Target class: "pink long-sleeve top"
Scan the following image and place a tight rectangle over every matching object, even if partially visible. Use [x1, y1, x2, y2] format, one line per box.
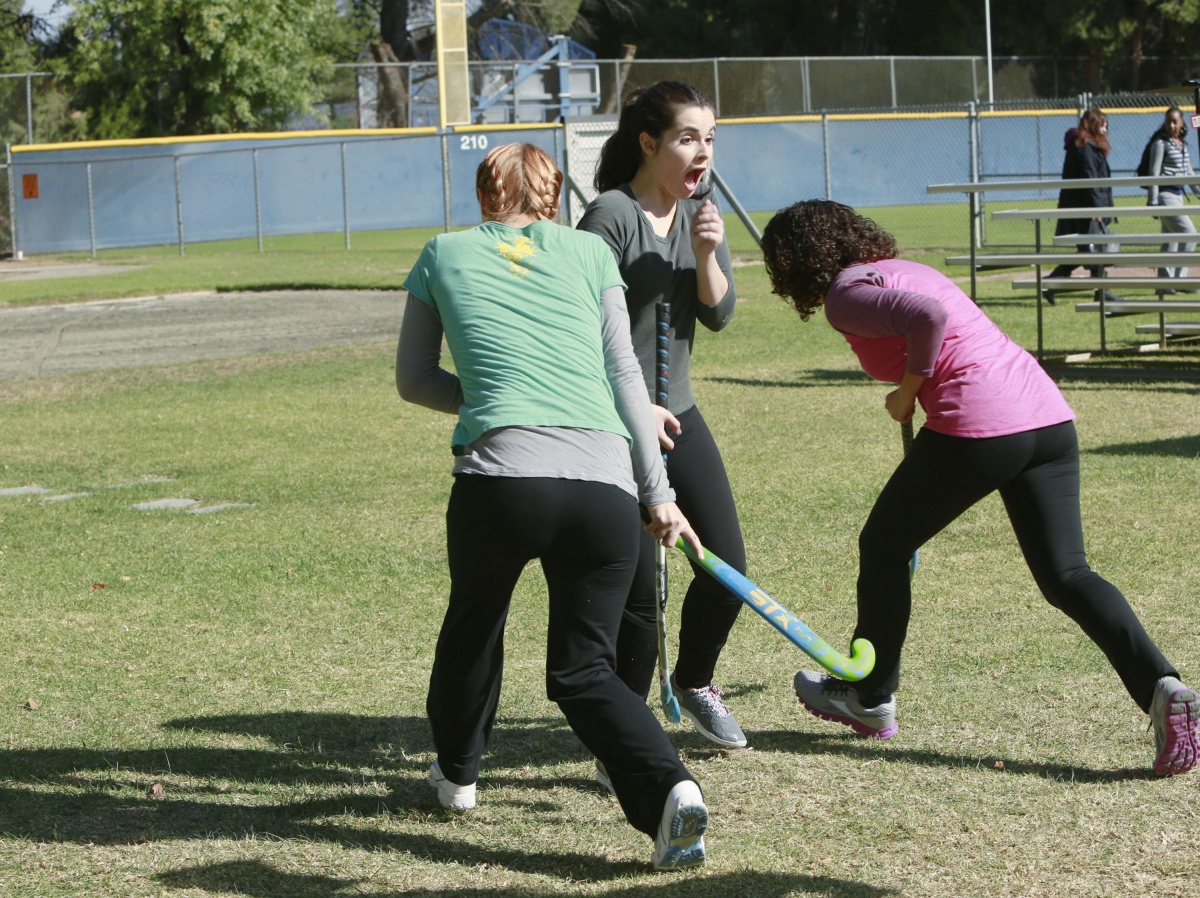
[824, 259, 1074, 438]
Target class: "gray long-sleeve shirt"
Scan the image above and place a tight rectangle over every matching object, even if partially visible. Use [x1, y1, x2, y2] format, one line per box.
[396, 286, 674, 506]
[576, 185, 737, 415]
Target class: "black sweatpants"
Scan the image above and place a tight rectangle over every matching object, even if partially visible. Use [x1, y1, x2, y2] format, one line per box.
[427, 474, 695, 837]
[852, 420, 1176, 711]
[616, 405, 747, 696]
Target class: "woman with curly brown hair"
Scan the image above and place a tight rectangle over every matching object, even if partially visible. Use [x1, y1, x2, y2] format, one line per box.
[760, 199, 1199, 778]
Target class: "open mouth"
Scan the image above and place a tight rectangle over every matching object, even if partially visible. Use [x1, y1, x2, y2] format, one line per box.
[684, 168, 706, 193]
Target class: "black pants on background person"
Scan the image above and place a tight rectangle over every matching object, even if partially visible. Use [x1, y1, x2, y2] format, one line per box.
[616, 405, 747, 695]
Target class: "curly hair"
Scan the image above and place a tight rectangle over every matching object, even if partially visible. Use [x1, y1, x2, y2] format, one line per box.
[761, 200, 898, 321]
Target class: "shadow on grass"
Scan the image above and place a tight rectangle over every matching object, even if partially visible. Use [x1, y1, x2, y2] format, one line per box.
[702, 369, 874, 390]
[0, 713, 618, 867]
[0, 781, 646, 879]
[0, 709, 898, 893]
[155, 858, 899, 897]
[214, 283, 403, 294]
[1043, 361, 1200, 385]
[1086, 433, 1200, 457]
[745, 728, 1150, 783]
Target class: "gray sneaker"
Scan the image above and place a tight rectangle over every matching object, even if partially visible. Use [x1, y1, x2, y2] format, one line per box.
[676, 682, 747, 748]
[793, 670, 898, 739]
[1150, 675, 1200, 777]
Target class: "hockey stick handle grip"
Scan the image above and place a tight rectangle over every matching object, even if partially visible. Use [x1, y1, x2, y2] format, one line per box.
[655, 302, 670, 411]
[674, 538, 875, 681]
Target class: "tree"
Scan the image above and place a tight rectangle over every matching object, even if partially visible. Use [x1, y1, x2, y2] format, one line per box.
[58, 0, 339, 139]
[1, 0, 47, 71]
[380, 0, 409, 55]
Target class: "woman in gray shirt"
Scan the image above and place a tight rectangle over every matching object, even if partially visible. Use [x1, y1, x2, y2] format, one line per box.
[578, 81, 748, 751]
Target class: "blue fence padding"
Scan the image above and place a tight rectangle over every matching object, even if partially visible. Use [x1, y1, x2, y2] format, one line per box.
[975, 111, 1168, 201]
[444, 128, 560, 227]
[713, 121, 827, 213]
[178, 151, 257, 243]
[7, 110, 1189, 255]
[12, 129, 566, 251]
[346, 134, 445, 231]
[16, 156, 91, 252]
[830, 118, 969, 207]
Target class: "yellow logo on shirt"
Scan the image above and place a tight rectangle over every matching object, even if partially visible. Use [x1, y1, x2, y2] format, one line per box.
[496, 235, 536, 278]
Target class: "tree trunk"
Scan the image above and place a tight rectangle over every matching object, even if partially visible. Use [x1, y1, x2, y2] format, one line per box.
[600, 43, 636, 113]
[381, 0, 410, 58]
[370, 41, 410, 128]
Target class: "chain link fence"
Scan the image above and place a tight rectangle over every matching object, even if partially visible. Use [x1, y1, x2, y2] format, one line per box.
[1, 73, 50, 255]
[6, 60, 1200, 258]
[12, 56, 1200, 138]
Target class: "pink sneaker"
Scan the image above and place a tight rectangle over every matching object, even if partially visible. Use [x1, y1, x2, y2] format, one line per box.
[794, 670, 898, 739]
[1150, 676, 1200, 777]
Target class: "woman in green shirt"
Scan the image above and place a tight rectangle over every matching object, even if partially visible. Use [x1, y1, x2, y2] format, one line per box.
[398, 142, 709, 869]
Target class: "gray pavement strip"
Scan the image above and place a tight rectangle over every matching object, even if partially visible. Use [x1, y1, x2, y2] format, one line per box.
[0, 289, 404, 378]
[0, 263, 146, 282]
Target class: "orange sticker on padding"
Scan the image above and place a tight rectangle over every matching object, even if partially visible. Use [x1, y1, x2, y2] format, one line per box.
[22, 174, 38, 199]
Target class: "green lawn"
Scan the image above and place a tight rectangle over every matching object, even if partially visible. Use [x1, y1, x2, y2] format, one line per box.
[1, 213, 1198, 897]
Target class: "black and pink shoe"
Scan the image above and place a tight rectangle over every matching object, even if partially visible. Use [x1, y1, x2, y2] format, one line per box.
[1150, 676, 1200, 777]
[793, 670, 898, 740]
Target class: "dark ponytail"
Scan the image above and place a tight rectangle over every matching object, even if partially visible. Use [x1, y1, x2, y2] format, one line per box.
[594, 80, 713, 193]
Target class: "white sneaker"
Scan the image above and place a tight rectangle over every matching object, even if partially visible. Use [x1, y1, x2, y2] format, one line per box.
[651, 780, 707, 870]
[595, 759, 615, 797]
[427, 760, 476, 811]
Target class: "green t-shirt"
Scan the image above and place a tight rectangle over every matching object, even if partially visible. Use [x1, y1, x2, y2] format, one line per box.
[404, 220, 628, 449]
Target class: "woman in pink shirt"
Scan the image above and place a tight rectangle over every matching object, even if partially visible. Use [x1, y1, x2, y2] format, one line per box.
[760, 199, 1198, 777]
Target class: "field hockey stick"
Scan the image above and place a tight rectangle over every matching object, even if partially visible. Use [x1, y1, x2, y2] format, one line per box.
[654, 302, 682, 724]
[901, 419, 918, 580]
[673, 538, 875, 681]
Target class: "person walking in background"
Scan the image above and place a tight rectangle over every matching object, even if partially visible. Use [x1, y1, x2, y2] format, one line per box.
[1044, 107, 1124, 305]
[577, 81, 748, 751]
[397, 142, 710, 869]
[761, 199, 1200, 778]
[1144, 106, 1200, 294]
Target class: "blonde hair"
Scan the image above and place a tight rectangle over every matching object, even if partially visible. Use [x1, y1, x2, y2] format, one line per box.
[476, 143, 563, 222]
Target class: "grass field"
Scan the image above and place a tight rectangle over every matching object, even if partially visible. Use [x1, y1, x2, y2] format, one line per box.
[2, 209, 1199, 897]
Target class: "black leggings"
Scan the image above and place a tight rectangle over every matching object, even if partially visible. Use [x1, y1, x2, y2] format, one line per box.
[616, 405, 747, 696]
[853, 420, 1176, 711]
[428, 475, 693, 836]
